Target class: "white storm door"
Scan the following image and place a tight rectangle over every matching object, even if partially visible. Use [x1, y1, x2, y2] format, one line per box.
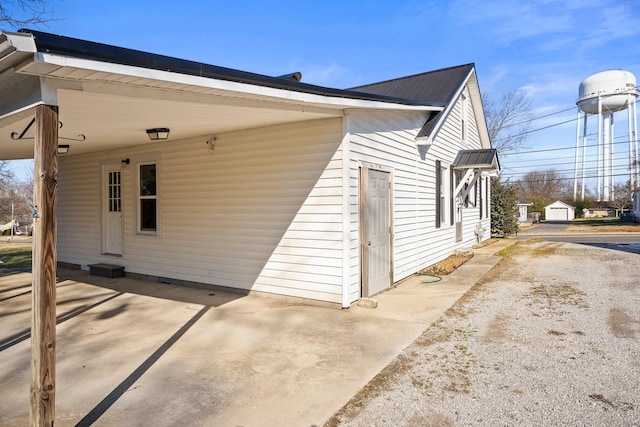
[363, 168, 391, 297]
[104, 165, 123, 255]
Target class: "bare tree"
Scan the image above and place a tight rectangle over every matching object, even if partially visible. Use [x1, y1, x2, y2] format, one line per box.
[0, 0, 56, 29]
[0, 161, 13, 183]
[515, 169, 567, 213]
[483, 89, 533, 154]
[610, 181, 633, 213]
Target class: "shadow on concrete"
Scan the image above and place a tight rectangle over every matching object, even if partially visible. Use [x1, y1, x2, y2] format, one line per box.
[75, 306, 210, 427]
[0, 292, 123, 352]
[575, 242, 640, 255]
[57, 267, 246, 308]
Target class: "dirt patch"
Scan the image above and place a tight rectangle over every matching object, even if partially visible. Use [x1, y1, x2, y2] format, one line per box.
[525, 284, 589, 312]
[483, 313, 510, 342]
[472, 238, 500, 249]
[609, 308, 637, 338]
[420, 252, 473, 276]
[589, 394, 635, 411]
[498, 240, 561, 258]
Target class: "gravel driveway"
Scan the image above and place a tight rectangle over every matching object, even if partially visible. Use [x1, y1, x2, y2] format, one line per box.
[327, 240, 640, 426]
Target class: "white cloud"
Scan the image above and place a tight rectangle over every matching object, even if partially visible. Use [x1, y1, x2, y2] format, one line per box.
[452, 0, 574, 43]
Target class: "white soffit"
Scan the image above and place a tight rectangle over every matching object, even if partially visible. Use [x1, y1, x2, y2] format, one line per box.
[18, 53, 439, 112]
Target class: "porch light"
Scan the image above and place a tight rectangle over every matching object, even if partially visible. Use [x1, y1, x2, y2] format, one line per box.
[58, 144, 70, 154]
[146, 128, 170, 141]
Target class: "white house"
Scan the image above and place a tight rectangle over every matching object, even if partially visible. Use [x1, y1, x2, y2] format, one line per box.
[544, 200, 575, 221]
[0, 30, 497, 307]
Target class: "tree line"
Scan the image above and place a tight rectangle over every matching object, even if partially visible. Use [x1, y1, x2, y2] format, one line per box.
[0, 161, 33, 234]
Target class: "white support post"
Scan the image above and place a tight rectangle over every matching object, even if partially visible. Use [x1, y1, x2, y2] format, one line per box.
[453, 168, 475, 198]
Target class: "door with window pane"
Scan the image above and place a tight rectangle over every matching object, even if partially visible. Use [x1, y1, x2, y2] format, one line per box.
[104, 164, 123, 255]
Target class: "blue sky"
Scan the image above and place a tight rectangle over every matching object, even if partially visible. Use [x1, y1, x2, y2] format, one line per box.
[4, 0, 640, 188]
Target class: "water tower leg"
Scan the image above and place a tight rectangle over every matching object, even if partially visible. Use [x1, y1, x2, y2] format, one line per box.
[574, 109, 581, 201]
[597, 98, 602, 201]
[610, 113, 615, 201]
[631, 102, 640, 187]
[627, 98, 636, 190]
[581, 114, 587, 201]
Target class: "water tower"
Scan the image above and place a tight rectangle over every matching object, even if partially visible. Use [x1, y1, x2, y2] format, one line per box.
[574, 70, 639, 201]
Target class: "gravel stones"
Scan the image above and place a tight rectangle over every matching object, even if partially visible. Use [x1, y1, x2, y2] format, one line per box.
[328, 240, 640, 426]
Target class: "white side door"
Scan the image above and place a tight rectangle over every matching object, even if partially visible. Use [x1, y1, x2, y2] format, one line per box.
[362, 168, 391, 297]
[103, 164, 123, 255]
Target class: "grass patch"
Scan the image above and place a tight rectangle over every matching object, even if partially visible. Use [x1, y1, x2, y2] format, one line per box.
[0, 243, 32, 269]
[497, 240, 559, 258]
[567, 218, 640, 233]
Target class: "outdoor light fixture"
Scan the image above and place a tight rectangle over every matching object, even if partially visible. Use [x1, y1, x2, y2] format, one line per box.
[58, 145, 70, 154]
[146, 128, 170, 141]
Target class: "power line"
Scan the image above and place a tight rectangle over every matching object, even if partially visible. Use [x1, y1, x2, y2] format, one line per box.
[501, 171, 636, 184]
[501, 163, 635, 178]
[501, 137, 639, 156]
[493, 91, 640, 144]
[493, 117, 577, 143]
[500, 106, 577, 130]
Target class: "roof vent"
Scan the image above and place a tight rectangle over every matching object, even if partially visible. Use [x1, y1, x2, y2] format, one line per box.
[277, 72, 302, 82]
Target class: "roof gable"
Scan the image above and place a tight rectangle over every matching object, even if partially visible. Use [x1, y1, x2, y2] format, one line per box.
[351, 64, 490, 148]
[349, 64, 474, 104]
[545, 200, 575, 209]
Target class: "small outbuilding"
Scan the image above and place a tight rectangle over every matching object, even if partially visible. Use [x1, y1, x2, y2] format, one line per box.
[544, 200, 575, 221]
[517, 199, 533, 222]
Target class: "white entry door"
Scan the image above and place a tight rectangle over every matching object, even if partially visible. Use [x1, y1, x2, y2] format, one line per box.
[103, 164, 123, 255]
[362, 168, 391, 297]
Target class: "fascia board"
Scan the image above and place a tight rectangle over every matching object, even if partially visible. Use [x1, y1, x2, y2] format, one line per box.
[26, 52, 441, 112]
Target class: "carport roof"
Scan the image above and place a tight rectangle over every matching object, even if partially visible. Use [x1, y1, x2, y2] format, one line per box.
[0, 29, 448, 159]
[20, 29, 447, 108]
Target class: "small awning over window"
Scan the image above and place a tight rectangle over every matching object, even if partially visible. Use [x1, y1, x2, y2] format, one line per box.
[451, 149, 500, 199]
[452, 149, 500, 172]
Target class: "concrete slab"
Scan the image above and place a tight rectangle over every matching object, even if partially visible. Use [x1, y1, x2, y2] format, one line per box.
[0, 241, 509, 427]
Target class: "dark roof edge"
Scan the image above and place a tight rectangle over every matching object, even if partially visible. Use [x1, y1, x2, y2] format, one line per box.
[349, 63, 475, 91]
[20, 29, 446, 108]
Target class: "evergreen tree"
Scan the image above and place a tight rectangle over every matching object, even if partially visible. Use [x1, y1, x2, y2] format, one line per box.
[491, 177, 519, 237]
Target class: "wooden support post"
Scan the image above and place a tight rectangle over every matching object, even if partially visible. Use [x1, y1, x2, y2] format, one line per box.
[30, 104, 59, 427]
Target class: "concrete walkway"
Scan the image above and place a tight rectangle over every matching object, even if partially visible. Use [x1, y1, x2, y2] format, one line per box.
[0, 239, 513, 427]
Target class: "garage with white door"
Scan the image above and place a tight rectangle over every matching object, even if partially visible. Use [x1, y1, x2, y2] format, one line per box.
[545, 200, 575, 221]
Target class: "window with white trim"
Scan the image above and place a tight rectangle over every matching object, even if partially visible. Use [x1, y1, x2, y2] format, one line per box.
[461, 94, 468, 144]
[137, 162, 159, 234]
[440, 164, 448, 225]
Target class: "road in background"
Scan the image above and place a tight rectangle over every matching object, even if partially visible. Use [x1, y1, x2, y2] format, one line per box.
[517, 221, 640, 254]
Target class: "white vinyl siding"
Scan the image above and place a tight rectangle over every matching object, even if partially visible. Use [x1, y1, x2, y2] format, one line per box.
[346, 85, 489, 303]
[58, 118, 345, 303]
[57, 80, 491, 306]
